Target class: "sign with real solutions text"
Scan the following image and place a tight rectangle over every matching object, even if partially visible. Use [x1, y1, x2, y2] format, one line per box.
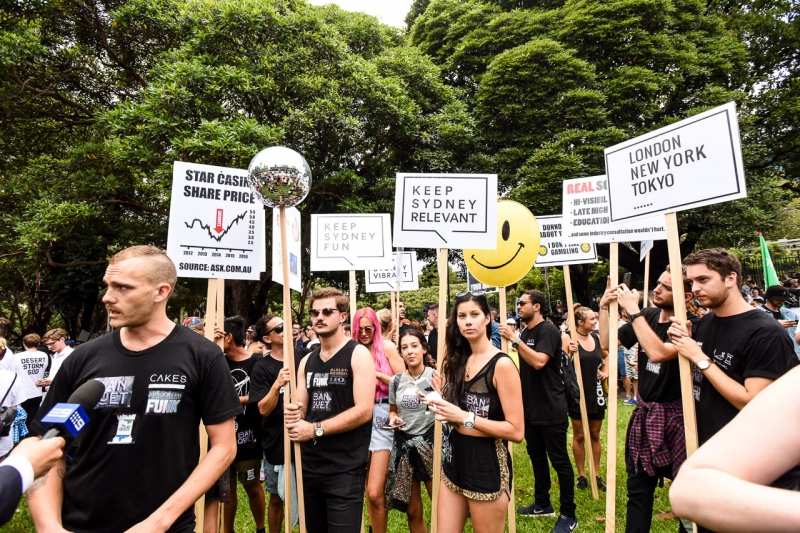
[365, 251, 419, 293]
[535, 215, 598, 267]
[393, 173, 498, 249]
[167, 161, 264, 280]
[605, 101, 746, 222]
[310, 214, 393, 271]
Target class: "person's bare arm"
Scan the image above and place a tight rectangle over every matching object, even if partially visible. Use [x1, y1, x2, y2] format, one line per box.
[258, 367, 290, 417]
[124, 419, 236, 533]
[27, 457, 68, 533]
[598, 276, 623, 351]
[284, 355, 310, 425]
[376, 340, 404, 385]
[616, 283, 679, 363]
[515, 341, 551, 370]
[670, 366, 800, 532]
[669, 319, 773, 411]
[287, 346, 376, 442]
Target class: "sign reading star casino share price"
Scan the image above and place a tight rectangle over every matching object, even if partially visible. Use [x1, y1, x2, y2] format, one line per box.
[535, 215, 598, 267]
[365, 251, 420, 293]
[562, 176, 667, 244]
[167, 161, 265, 280]
[605, 101, 746, 222]
[393, 173, 498, 249]
[310, 214, 393, 271]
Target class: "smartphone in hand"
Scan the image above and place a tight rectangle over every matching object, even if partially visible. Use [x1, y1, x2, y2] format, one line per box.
[415, 378, 443, 403]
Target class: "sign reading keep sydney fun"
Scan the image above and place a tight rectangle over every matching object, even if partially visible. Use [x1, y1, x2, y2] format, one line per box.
[534, 215, 598, 267]
[167, 161, 264, 280]
[561, 176, 667, 244]
[393, 173, 498, 249]
[310, 214, 393, 271]
[605, 101, 746, 222]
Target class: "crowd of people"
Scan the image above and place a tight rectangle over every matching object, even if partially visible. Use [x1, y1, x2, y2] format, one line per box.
[0, 244, 799, 532]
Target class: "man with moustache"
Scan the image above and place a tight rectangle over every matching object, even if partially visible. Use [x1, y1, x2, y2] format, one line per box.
[599, 269, 696, 533]
[30, 246, 241, 533]
[284, 288, 375, 533]
[668, 248, 797, 446]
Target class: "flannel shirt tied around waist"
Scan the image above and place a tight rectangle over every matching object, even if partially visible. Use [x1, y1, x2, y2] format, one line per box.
[626, 393, 686, 478]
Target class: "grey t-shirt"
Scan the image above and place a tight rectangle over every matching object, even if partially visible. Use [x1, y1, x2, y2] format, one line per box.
[389, 367, 435, 436]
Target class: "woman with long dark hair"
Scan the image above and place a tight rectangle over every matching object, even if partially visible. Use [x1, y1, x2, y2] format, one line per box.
[353, 307, 405, 533]
[425, 292, 524, 533]
[385, 329, 436, 533]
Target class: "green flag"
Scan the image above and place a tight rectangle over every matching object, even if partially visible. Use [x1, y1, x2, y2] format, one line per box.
[759, 233, 780, 288]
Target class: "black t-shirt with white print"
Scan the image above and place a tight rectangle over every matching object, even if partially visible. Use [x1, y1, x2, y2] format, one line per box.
[33, 325, 242, 533]
[519, 320, 567, 424]
[226, 353, 262, 462]
[618, 308, 701, 404]
[692, 309, 797, 444]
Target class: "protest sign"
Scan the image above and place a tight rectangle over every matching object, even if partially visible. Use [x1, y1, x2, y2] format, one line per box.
[535, 215, 598, 267]
[466, 271, 498, 294]
[272, 207, 302, 292]
[167, 161, 265, 280]
[310, 214, 392, 271]
[365, 251, 419, 293]
[605, 101, 746, 222]
[561, 176, 668, 243]
[393, 173, 498, 249]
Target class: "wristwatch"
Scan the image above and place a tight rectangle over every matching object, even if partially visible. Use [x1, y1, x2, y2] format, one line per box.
[696, 358, 714, 371]
[510, 337, 520, 350]
[463, 412, 476, 429]
[314, 421, 324, 438]
[629, 311, 644, 322]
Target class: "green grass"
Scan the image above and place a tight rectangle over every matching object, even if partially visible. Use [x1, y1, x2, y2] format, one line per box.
[1, 401, 678, 532]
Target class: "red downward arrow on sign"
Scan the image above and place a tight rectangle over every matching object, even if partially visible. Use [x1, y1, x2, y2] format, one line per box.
[215, 209, 224, 233]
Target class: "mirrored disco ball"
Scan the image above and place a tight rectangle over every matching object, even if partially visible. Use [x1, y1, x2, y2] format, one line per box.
[247, 146, 312, 208]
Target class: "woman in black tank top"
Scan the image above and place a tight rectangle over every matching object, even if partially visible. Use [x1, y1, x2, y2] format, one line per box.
[422, 292, 524, 533]
[567, 306, 609, 492]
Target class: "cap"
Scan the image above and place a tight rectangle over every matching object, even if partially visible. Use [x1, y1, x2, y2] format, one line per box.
[765, 285, 790, 301]
[506, 318, 517, 325]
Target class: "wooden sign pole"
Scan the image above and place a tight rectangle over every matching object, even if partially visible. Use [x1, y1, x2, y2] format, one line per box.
[431, 247, 448, 533]
[498, 287, 517, 532]
[349, 270, 357, 329]
[563, 266, 599, 499]
[280, 206, 306, 533]
[643, 250, 651, 308]
[605, 244, 619, 532]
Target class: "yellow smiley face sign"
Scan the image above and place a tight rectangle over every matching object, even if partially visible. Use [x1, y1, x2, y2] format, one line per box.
[464, 200, 540, 287]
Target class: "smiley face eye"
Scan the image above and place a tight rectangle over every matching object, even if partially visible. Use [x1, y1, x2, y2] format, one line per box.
[502, 221, 510, 241]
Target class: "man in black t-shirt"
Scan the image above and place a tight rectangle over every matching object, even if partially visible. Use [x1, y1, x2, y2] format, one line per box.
[217, 315, 265, 533]
[285, 288, 375, 533]
[29, 245, 241, 533]
[501, 289, 577, 532]
[599, 269, 695, 533]
[250, 314, 309, 533]
[669, 248, 797, 446]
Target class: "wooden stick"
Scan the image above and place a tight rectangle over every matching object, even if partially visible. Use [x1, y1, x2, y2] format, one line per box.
[349, 270, 357, 329]
[431, 247, 448, 533]
[214, 278, 227, 531]
[280, 206, 306, 533]
[564, 266, 599, 499]
[643, 250, 651, 308]
[498, 287, 516, 532]
[605, 244, 619, 532]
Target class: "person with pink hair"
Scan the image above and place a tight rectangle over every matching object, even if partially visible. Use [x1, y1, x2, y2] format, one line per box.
[353, 307, 405, 533]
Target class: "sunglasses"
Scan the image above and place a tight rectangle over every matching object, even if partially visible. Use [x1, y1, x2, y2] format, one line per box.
[456, 290, 486, 297]
[360, 326, 375, 334]
[309, 308, 338, 318]
[266, 323, 284, 335]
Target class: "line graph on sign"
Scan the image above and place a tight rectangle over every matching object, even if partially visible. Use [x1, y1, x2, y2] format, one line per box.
[184, 209, 251, 242]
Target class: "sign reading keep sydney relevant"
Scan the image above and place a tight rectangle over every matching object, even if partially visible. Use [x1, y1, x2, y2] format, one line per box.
[605, 101, 746, 222]
[561, 176, 667, 244]
[167, 161, 264, 280]
[273, 207, 302, 292]
[365, 251, 419, 293]
[310, 214, 392, 271]
[535, 215, 598, 267]
[393, 173, 498, 249]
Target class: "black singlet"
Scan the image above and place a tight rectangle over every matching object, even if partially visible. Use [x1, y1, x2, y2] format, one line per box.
[458, 353, 509, 422]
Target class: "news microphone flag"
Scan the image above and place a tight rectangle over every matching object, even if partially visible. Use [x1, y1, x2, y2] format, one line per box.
[41, 404, 89, 438]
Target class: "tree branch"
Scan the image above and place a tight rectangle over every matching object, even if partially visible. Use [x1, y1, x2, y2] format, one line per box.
[45, 250, 107, 268]
[0, 251, 24, 261]
[94, 199, 169, 216]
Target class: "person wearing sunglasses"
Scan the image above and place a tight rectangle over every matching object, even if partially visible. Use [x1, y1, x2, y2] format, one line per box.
[352, 307, 405, 533]
[422, 291, 524, 533]
[285, 288, 376, 533]
[249, 314, 310, 533]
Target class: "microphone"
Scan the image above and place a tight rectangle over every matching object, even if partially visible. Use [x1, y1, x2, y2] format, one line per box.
[41, 380, 105, 440]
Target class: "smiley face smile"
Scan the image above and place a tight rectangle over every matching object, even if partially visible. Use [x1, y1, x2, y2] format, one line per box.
[471, 243, 525, 270]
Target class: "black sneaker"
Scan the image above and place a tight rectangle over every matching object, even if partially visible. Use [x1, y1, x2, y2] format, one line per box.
[596, 476, 607, 492]
[517, 502, 556, 517]
[576, 476, 588, 489]
[550, 514, 579, 533]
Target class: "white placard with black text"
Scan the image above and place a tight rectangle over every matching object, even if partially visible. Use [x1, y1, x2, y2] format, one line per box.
[310, 214, 393, 271]
[561, 176, 667, 243]
[272, 207, 302, 292]
[393, 173, 498, 249]
[167, 161, 264, 280]
[365, 251, 419, 293]
[605, 101, 746, 222]
[535, 215, 599, 267]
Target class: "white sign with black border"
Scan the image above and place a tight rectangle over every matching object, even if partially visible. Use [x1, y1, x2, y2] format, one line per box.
[535, 215, 598, 267]
[393, 173, 498, 249]
[604, 101, 746, 222]
[365, 251, 419, 293]
[310, 214, 393, 271]
[272, 207, 302, 292]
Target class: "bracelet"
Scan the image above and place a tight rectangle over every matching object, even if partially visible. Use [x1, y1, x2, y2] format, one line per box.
[601, 307, 609, 311]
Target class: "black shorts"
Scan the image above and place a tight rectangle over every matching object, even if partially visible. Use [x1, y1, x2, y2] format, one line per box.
[569, 404, 606, 422]
[442, 430, 511, 500]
